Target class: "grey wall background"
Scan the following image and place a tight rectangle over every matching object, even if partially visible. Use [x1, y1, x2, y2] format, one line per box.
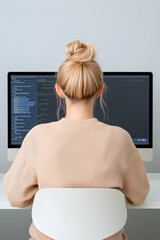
[0, 0, 160, 239]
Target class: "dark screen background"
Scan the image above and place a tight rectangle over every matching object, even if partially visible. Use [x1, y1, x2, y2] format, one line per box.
[94, 75, 150, 145]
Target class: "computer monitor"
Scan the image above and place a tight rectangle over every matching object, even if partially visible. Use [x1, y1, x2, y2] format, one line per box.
[8, 72, 153, 161]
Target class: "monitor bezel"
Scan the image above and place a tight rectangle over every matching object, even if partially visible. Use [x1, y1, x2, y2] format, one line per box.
[8, 71, 153, 149]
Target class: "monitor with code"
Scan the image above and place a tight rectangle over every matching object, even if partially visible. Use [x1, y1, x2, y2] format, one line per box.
[8, 72, 152, 149]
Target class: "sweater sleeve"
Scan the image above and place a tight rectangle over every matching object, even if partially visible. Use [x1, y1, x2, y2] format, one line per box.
[121, 130, 150, 206]
[3, 126, 38, 208]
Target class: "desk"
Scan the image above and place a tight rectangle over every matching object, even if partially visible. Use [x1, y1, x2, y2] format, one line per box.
[0, 173, 160, 209]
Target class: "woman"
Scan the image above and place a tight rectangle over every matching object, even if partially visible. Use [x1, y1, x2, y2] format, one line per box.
[3, 40, 150, 240]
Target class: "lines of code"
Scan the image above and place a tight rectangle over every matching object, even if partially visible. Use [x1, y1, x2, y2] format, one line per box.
[11, 75, 55, 145]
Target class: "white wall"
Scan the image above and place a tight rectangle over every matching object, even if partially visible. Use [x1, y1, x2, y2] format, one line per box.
[0, 0, 160, 173]
[0, 0, 160, 239]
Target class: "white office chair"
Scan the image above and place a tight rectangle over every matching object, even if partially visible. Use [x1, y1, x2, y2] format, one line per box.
[32, 188, 127, 240]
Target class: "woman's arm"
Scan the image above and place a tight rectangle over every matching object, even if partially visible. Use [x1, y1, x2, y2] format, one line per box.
[3, 126, 38, 208]
[121, 130, 150, 206]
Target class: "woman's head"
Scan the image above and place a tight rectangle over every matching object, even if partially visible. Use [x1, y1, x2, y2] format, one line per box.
[55, 40, 107, 119]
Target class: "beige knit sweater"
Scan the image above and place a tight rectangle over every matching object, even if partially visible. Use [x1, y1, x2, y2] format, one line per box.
[3, 117, 150, 240]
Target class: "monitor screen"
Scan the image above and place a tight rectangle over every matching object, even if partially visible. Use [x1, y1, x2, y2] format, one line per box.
[8, 72, 152, 148]
[96, 72, 152, 148]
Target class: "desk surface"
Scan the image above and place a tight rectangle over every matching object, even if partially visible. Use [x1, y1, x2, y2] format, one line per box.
[0, 173, 160, 209]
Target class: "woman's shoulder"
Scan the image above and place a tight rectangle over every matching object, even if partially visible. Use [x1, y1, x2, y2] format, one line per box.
[24, 121, 57, 139]
[99, 121, 130, 135]
[99, 122, 132, 144]
[110, 125, 130, 137]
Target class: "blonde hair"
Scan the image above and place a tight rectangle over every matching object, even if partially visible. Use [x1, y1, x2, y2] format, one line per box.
[55, 40, 108, 120]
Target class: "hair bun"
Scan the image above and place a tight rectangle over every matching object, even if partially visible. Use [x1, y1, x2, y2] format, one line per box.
[66, 40, 97, 63]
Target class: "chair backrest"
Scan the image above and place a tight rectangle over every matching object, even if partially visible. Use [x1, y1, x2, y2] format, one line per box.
[32, 188, 127, 240]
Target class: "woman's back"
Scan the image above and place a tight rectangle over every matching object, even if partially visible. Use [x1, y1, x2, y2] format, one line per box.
[3, 117, 149, 240]
[3, 40, 149, 240]
[36, 118, 124, 190]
